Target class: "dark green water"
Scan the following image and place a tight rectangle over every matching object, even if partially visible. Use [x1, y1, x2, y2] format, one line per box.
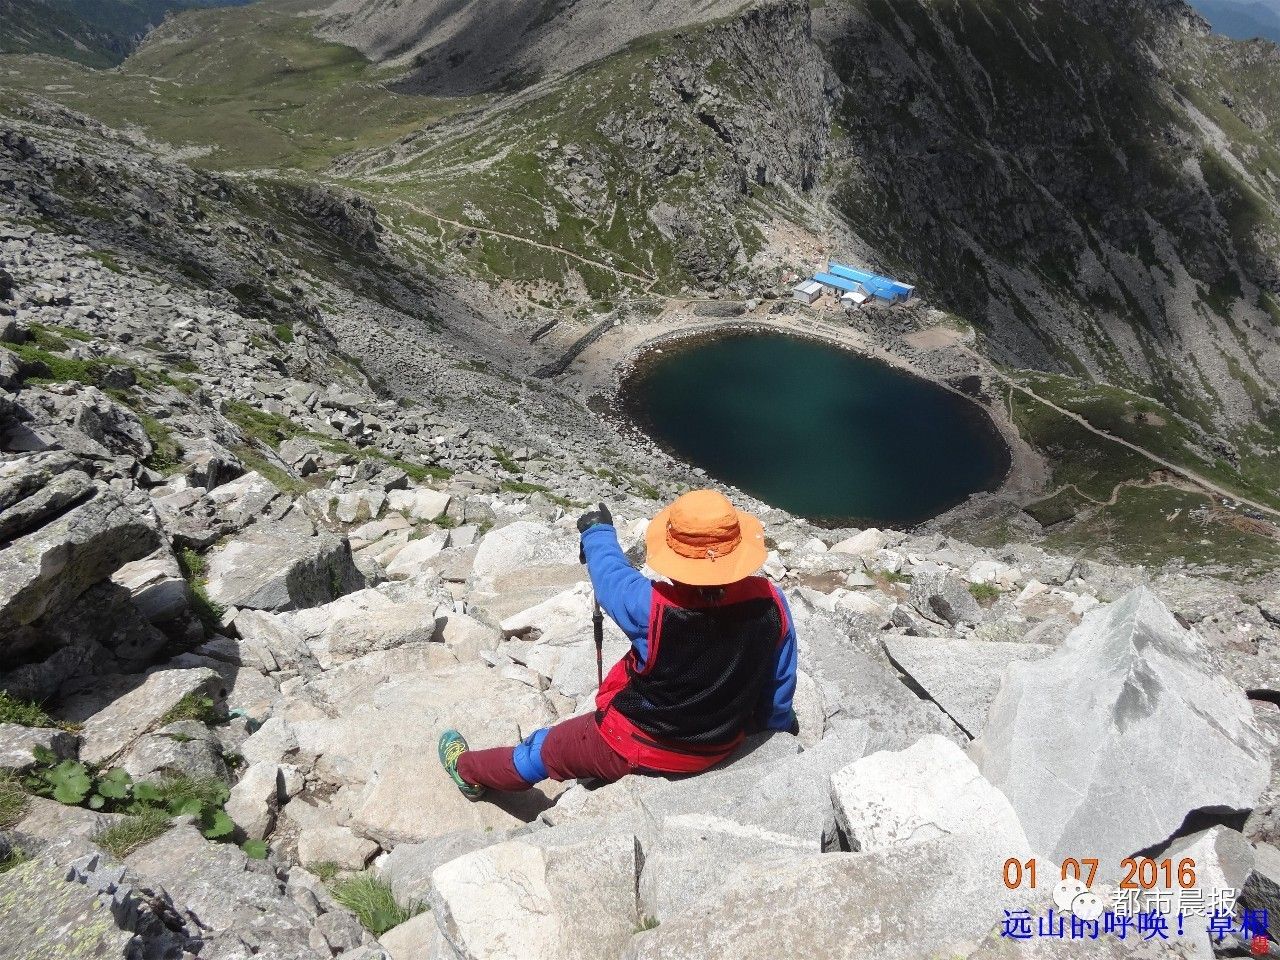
[623, 332, 1010, 526]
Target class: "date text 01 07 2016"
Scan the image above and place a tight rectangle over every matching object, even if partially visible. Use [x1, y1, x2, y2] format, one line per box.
[1002, 856, 1196, 890]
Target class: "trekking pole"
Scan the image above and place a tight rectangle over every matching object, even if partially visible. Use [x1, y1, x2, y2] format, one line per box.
[592, 596, 604, 689]
[581, 542, 605, 689]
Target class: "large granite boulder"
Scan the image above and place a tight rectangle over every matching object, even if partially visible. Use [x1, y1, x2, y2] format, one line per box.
[429, 829, 639, 960]
[472, 521, 579, 579]
[126, 825, 315, 956]
[831, 735, 1023, 852]
[71, 666, 224, 766]
[881, 636, 1054, 738]
[970, 587, 1271, 872]
[203, 524, 364, 612]
[0, 480, 160, 659]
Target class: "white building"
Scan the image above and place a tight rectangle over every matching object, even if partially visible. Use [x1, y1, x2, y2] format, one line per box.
[792, 280, 823, 304]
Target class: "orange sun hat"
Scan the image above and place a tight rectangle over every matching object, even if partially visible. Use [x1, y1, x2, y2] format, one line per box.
[645, 489, 768, 587]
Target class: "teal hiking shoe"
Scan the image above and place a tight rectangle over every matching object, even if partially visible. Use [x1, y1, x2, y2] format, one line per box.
[438, 729, 485, 800]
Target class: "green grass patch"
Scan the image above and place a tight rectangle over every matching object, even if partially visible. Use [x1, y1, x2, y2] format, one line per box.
[160, 693, 220, 727]
[176, 548, 226, 633]
[0, 848, 29, 874]
[330, 872, 425, 936]
[0, 691, 55, 728]
[223, 401, 305, 449]
[1045, 486, 1280, 571]
[93, 808, 172, 859]
[273, 322, 295, 343]
[2, 342, 131, 387]
[968, 582, 1001, 607]
[231, 445, 311, 497]
[137, 411, 184, 473]
[310, 861, 341, 882]
[0, 773, 29, 829]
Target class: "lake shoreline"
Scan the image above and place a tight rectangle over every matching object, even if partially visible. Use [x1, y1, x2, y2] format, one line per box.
[568, 303, 1050, 530]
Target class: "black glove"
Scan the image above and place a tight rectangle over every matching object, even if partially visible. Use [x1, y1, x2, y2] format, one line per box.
[577, 502, 613, 535]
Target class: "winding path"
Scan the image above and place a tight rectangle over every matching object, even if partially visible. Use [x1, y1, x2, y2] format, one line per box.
[967, 349, 1280, 521]
[372, 195, 657, 286]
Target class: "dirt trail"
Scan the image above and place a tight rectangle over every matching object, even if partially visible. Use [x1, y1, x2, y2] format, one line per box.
[372, 195, 657, 285]
[968, 349, 1280, 521]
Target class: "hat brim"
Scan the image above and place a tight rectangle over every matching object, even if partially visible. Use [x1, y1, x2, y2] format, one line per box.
[645, 503, 769, 587]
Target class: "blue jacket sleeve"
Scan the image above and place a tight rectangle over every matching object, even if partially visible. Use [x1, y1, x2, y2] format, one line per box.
[762, 589, 799, 731]
[581, 524, 654, 666]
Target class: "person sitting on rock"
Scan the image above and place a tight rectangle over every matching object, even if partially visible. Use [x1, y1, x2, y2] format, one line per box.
[438, 489, 798, 797]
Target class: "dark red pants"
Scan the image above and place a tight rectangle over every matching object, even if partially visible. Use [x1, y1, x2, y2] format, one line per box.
[457, 713, 636, 791]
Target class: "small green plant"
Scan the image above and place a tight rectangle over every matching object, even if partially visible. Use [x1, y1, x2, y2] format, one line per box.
[160, 693, 220, 726]
[0, 848, 29, 874]
[273, 322, 295, 343]
[242, 839, 269, 860]
[491, 446, 520, 473]
[968, 582, 1002, 607]
[432, 512, 457, 529]
[0, 691, 55, 727]
[330, 872, 425, 935]
[93, 808, 172, 859]
[0, 773, 29, 829]
[24, 754, 93, 805]
[176, 551, 227, 634]
[309, 861, 341, 882]
[177, 548, 207, 579]
[635, 915, 660, 932]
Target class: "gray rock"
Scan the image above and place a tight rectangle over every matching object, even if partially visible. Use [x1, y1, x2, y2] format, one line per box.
[120, 726, 230, 784]
[377, 913, 459, 960]
[377, 829, 506, 906]
[76, 667, 224, 766]
[1241, 841, 1280, 942]
[110, 547, 189, 624]
[204, 524, 364, 612]
[0, 855, 133, 957]
[639, 812, 814, 923]
[831, 735, 1024, 852]
[798, 608, 965, 748]
[126, 825, 314, 948]
[0, 483, 160, 650]
[14, 796, 127, 843]
[881, 636, 1054, 738]
[298, 825, 380, 871]
[429, 829, 638, 960]
[472, 521, 578, 579]
[0, 723, 78, 773]
[623, 831, 1034, 960]
[224, 761, 285, 841]
[970, 587, 1271, 874]
[0, 466, 95, 543]
[910, 569, 983, 626]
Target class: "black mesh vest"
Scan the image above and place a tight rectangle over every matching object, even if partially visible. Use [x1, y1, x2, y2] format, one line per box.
[610, 580, 783, 746]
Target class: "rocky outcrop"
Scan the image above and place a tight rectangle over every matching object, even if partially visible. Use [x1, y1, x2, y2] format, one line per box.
[0, 467, 160, 665]
[203, 525, 365, 613]
[971, 587, 1271, 872]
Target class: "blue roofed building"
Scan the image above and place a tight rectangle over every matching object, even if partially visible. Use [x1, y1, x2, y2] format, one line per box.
[814, 261, 916, 304]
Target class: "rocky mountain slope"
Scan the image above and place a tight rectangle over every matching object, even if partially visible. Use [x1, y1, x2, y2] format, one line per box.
[312, 0, 1280, 502]
[315, 0, 752, 93]
[3, 233, 1280, 954]
[2, 2, 1280, 955]
[0, 0, 252, 66]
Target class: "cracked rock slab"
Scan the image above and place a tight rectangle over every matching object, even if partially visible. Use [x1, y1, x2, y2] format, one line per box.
[970, 587, 1271, 874]
[882, 636, 1053, 738]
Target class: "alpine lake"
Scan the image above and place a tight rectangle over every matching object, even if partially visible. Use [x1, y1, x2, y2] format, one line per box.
[622, 331, 1011, 527]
